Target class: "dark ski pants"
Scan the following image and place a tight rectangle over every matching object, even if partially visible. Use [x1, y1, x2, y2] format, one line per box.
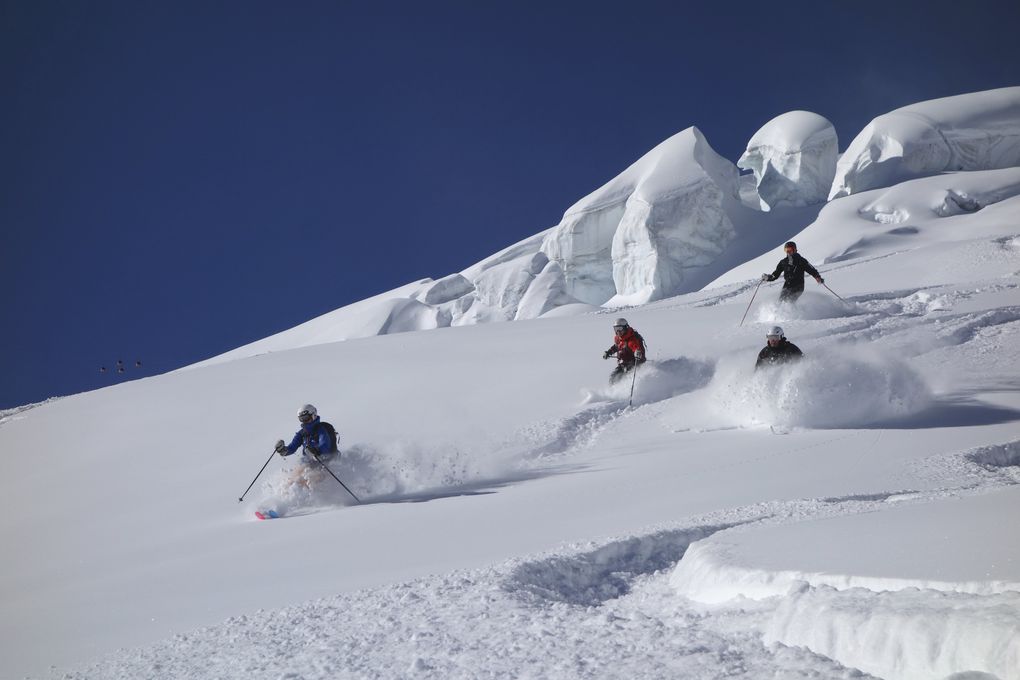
[779, 286, 804, 304]
[609, 362, 636, 385]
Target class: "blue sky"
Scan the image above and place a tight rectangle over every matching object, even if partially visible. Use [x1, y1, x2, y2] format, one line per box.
[2, 0, 1019, 408]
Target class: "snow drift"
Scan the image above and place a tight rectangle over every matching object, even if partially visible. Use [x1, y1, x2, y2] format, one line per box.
[671, 487, 1020, 680]
[739, 111, 838, 211]
[706, 350, 933, 429]
[830, 86, 1020, 199]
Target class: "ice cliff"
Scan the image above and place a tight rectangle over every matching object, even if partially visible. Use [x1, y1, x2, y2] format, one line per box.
[541, 126, 740, 306]
[830, 86, 1020, 199]
[738, 111, 838, 211]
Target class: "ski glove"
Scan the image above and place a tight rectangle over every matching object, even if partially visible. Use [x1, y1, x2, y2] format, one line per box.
[761, 273, 770, 281]
[603, 349, 613, 360]
[306, 444, 320, 456]
[275, 440, 288, 455]
[635, 351, 646, 363]
[815, 276, 824, 284]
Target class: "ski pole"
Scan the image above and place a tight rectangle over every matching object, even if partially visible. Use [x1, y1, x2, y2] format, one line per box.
[238, 449, 277, 503]
[822, 282, 847, 302]
[739, 279, 764, 327]
[310, 450, 361, 503]
[628, 360, 640, 408]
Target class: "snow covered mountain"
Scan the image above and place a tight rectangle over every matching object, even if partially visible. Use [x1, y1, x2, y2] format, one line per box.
[2, 87, 1019, 680]
[203, 87, 1020, 371]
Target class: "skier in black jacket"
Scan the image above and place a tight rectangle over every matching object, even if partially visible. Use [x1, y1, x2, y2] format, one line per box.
[762, 241, 824, 303]
[755, 326, 803, 369]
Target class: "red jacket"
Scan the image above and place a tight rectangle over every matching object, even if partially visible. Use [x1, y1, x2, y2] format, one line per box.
[607, 328, 646, 364]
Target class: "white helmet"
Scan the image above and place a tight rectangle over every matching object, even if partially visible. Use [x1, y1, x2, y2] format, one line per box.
[613, 318, 629, 328]
[297, 404, 317, 423]
[766, 326, 784, 339]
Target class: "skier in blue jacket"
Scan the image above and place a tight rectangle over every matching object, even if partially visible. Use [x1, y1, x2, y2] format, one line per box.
[274, 404, 338, 464]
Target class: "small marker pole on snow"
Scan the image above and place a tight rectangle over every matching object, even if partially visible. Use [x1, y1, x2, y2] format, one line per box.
[238, 449, 277, 503]
[739, 279, 764, 327]
[822, 282, 847, 302]
[310, 450, 361, 504]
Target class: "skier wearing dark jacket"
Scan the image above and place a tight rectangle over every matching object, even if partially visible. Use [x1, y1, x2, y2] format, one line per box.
[275, 404, 338, 463]
[603, 318, 646, 384]
[762, 241, 823, 303]
[755, 326, 803, 369]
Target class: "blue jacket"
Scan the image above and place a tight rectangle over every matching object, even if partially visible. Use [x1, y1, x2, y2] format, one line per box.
[284, 417, 333, 456]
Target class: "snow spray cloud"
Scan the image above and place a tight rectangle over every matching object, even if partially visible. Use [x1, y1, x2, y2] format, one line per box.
[582, 357, 715, 408]
[707, 348, 933, 429]
[257, 437, 530, 510]
[755, 291, 859, 323]
[260, 459, 359, 514]
[334, 437, 530, 501]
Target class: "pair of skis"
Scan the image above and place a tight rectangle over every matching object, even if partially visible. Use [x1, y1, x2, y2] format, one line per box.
[254, 509, 281, 520]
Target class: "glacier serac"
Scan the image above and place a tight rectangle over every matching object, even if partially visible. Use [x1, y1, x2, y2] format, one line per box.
[738, 110, 838, 211]
[542, 126, 741, 306]
[193, 87, 1020, 371]
[830, 86, 1020, 199]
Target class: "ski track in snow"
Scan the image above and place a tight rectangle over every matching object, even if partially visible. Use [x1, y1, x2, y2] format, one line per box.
[61, 439, 1020, 680]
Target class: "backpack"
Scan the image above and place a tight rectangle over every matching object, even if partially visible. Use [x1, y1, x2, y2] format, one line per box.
[317, 421, 340, 454]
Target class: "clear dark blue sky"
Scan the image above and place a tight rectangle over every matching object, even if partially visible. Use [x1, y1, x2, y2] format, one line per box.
[2, 0, 1018, 408]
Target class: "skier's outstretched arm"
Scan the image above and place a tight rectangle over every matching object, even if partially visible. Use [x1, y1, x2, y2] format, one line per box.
[632, 337, 646, 363]
[801, 257, 823, 282]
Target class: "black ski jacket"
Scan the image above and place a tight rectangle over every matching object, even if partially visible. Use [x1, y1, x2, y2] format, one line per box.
[766, 253, 821, 291]
[755, 340, 803, 369]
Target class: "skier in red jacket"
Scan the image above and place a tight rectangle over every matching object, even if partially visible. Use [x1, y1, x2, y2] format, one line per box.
[603, 318, 647, 384]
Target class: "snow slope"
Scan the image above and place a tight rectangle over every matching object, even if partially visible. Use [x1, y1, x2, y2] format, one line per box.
[3, 163, 1020, 679]
[710, 166, 1020, 291]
